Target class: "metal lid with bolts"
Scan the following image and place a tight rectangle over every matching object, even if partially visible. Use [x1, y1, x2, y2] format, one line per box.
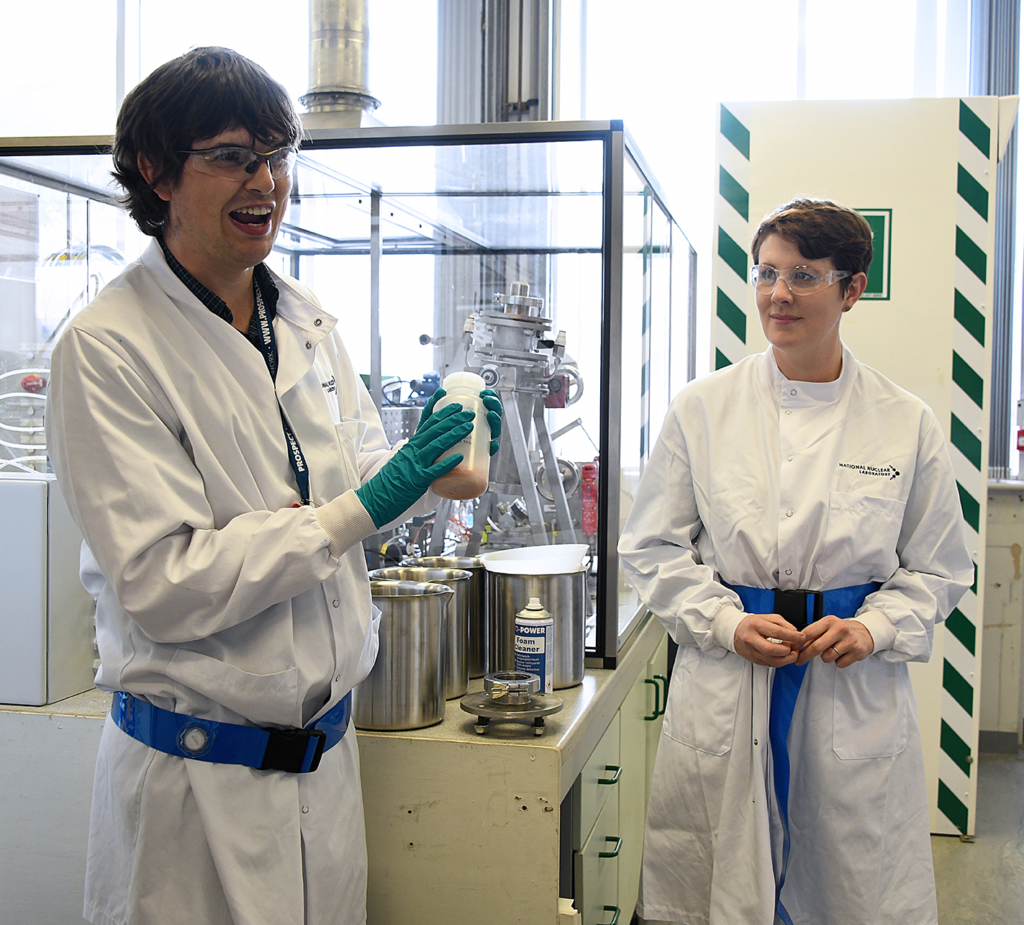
[460, 670, 564, 735]
[494, 281, 545, 317]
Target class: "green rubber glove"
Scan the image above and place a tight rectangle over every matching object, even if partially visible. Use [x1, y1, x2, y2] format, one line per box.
[355, 401, 474, 529]
[480, 389, 503, 456]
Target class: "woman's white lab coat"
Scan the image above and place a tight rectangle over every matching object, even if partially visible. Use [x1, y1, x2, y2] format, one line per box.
[618, 346, 973, 925]
[46, 241, 424, 925]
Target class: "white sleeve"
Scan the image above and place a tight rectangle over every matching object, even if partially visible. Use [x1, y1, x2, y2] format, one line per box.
[617, 402, 745, 656]
[856, 409, 974, 663]
[46, 328, 342, 645]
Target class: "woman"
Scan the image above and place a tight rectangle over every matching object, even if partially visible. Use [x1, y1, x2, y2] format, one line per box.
[618, 198, 973, 925]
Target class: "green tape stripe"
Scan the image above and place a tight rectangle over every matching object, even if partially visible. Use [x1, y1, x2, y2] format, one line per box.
[957, 481, 980, 532]
[946, 607, 976, 656]
[938, 779, 969, 834]
[941, 719, 973, 776]
[959, 99, 991, 157]
[720, 105, 750, 159]
[943, 659, 974, 716]
[957, 164, 989, 220]
[956, 227, 988, 283]
[719, 166, 749, 221]
[715, 348, 732, 370]
[952, 351, 984, 408]
[953, 289, 986, 346]
[717, 288, 747, 343]
[950, 413, 982, 469]
[718, 228, 748, 281]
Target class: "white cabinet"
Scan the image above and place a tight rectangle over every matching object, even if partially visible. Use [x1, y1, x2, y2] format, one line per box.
[615, 633, 668, 923]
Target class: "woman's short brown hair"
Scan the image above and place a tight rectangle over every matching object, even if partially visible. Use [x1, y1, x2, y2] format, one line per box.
[112, 47, 303, 237]
[750, 198, 873, 295]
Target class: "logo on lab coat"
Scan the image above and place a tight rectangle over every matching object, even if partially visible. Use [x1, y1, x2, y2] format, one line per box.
[839, 462, 901, 480]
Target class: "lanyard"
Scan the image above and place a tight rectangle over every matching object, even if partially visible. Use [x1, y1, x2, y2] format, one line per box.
[253, 278, 312, 506]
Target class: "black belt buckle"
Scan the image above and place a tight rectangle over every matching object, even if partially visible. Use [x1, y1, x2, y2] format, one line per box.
[773, 589, 823, 632]
[260, 727, 328, 773]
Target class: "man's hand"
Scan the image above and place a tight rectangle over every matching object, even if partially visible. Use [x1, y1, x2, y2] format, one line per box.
[795, 616, 874, 667]
[734, 613, 806, 667]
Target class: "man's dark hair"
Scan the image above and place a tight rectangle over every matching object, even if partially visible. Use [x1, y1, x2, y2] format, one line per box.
[750, 198, 874, 295]
[112, 47, 303, 236]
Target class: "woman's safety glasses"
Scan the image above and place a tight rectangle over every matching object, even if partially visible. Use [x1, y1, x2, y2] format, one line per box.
[750, 264, 851, 294]
[179, 145, 296, 180]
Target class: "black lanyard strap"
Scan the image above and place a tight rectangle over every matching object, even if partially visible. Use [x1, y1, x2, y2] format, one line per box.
[253, 278, 311, 506]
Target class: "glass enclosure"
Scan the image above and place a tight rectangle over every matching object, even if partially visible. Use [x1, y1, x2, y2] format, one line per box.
[0, 121, 694, 665]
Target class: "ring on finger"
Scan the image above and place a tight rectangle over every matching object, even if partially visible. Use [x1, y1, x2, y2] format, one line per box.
[767, 636, 783, 645]
[831, 644, 841, 655]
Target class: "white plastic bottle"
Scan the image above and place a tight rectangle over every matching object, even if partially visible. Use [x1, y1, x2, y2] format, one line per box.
[514, 597, 554, 694]
[430, 370, 490, 501]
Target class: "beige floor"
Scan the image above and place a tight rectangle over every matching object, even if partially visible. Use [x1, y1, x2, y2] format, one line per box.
[932, 750, 1024, 924]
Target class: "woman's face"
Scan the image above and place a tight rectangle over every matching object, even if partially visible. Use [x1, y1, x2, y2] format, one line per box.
[754, 233, 866, 382]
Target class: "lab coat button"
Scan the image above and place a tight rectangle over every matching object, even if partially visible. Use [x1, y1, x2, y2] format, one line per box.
[305, 341, 313, 350]
[314, 318, 323, 326]
[785, 568, 792, 576]
[787, 455, 794, 462]
[790, 389, 797, 396]
[301, 805, 309, 814]
[785, 410, 792, 416]
[332, 599, 340, 608]
[335, 675, 341, 683]
[786, 510, 794, 517]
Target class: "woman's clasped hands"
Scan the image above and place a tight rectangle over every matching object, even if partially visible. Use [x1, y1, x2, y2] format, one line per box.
[734, 613, 874, 668]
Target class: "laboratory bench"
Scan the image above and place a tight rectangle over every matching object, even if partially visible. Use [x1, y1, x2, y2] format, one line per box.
[0, 613, 666, 925]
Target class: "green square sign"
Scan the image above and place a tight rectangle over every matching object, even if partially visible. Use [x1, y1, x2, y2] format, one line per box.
[857, 208, 892, 300]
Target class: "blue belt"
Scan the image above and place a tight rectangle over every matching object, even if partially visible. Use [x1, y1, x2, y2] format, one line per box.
[724, 582, 879, 925]
[111, 689, 352, 774]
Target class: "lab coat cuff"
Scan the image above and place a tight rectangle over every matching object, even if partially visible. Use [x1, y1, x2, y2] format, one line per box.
[315, 491, 377, 558]
[710, 603, 745, 654]
[852, 608, 895, 654]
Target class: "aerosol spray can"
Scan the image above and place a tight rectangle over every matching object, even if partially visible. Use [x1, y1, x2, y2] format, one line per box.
[514, 597, 554, 694]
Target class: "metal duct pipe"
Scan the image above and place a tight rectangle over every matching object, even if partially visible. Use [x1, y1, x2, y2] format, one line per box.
[301, 0, 380, 115]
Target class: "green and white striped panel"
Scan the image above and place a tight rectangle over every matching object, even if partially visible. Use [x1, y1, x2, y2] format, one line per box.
[936, 98, 992, 837]
[716, 104, 752, 369]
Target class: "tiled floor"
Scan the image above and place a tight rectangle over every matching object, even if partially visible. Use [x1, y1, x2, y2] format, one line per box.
[932, 750, 1024, 924]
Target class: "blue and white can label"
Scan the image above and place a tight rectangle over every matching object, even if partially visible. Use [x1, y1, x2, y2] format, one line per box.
[515, 609, 554, 694]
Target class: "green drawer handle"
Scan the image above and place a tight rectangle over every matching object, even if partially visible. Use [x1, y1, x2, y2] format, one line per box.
[653, 674, 668, 717]
[644, 677, 660, 720]
[597, 765, 622, 785]
[599, 835, 622, 858]
[600, 905, 621, 924]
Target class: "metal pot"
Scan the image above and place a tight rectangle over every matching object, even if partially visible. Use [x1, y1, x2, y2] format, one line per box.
[370, 567, 472, 698]
[402, 556, 488, 678]
[354, 580, 452, 731]
[488, 568, 588, 689]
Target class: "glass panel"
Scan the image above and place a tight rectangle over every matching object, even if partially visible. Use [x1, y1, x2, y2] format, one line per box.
[0, 152, 146, 474]
[289, 137, 605, 563]
[616, 154, 650, 637]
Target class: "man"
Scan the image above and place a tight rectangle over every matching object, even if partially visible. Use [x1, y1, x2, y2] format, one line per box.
[45, 47, 500, 925]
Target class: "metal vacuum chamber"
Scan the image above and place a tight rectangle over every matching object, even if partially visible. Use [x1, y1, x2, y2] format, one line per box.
[0, 120, 695, 666]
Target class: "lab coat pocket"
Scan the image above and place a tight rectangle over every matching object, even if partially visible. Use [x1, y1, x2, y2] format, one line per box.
[166, 648, 300, 728]
[817, 491, 906, 587]
[663, 644, 740, 756]
[832, 658, 909, 759]
[334, 419, 367, 491]
[354, 602, 383, 683]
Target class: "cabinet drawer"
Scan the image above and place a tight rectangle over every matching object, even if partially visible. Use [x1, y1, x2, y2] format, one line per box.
[573, 712, 621, 849]
[575, 787, 620, 925]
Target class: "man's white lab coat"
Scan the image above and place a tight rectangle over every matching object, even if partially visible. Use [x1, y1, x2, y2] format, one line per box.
[618, 345, 973, 925]
[47, 241, 424, 925]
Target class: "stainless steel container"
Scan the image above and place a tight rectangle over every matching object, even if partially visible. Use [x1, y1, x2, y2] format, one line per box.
[488, 568, 587, 689]
[370, 567, 472, 699]
[354, 580, 452, 730]
[402, 556, 488, 678]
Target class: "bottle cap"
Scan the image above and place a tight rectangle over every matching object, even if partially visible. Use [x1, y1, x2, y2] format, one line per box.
[527, 597, 543, 609]
[441, 370, 486, 394]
